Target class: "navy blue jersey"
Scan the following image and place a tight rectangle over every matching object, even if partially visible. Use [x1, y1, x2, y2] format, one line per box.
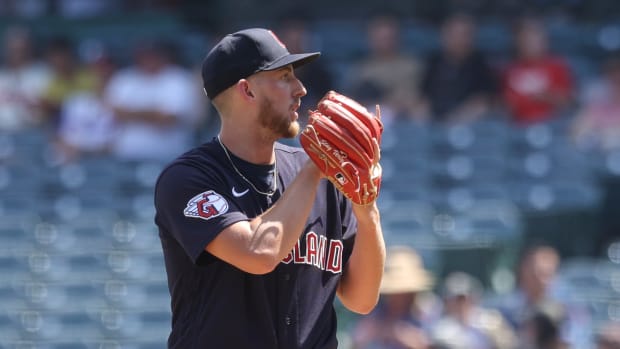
[154, 138, 357, 349]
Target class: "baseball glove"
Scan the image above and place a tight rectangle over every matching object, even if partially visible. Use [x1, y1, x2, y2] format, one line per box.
[300, 91, 383, 205]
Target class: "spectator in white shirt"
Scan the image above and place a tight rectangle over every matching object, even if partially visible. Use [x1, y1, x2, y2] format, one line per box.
[0, 26, 51, 130]
[104, 40, 203, 161]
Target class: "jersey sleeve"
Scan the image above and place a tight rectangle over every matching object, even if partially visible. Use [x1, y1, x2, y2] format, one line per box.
[154, 163, 249, 264]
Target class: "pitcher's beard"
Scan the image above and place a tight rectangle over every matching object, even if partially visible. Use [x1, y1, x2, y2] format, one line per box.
[258, 98, 300, 139]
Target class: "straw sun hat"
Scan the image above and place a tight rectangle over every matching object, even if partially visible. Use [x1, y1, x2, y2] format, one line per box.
[380, 246, 434, 294]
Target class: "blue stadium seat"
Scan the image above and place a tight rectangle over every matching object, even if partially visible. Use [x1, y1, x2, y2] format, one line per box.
[558, 258, 620, 296]
[0, 254, 30, 282]
[0, 162, 41, 198]
[135, 342, 166, 349]
[98, 309, 147, 340]
[110, 221, 160, 251]
[507, 143, 592, 183]
[0, 220, 34, 253]
[432, 120, 510, 154]
[432, 184, 510, 213]
[381, 155, 431, 190]
[509, 123, 556, 153]
[57, 311, 103, 341]
[65, 253, 107, 281]
[105, 251, 166, 281]
[124, 194, 156, 222]
[21, 252, 110, 282]
[380, 121, 433, 195]
[61, 283, 105, 310]
[312, 20, 367, 61]
[100, 279, 168, 311]
[381, 120, 430, 154]
[378, 186, 434, 214]
[0, 285, 25, 311]
[431, 153, 507, 188]
[401, 21, 440, 56]
[20, 281, 69, 310]
[475, 20, 511, 56]
[11, 310, 58, 341]
[430, 200, 521, 248]
[548, 20, 587, 55]
[138, 310, 171, 339]
[94, 340, 166, 349]
[48, 343, 90, 349]
[0, 132, 16, 162]
[32, 223, 68, 253]
[507, 178, 603, 212]
[380, 201, 439, 263]
[0, 195, 38, 217]
[5, 128, 49, 155]
[0, 310, 19, 342]
[102, 280, 144, 310]
[32, 221, 113, 254]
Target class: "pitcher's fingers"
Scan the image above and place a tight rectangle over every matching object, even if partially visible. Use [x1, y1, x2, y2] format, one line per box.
[375, 104, 381, 120]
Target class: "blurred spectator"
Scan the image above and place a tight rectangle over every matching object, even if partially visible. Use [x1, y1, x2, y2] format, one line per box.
[104, 40, 202, 161]
[595, 322, 620, 349]
[502, 17, 574, 124]
[419, 12, 496, 124]
[430, 271, 517, 349]
[40, 36, 98, 126]
[496, 245, 560, 330]
[278, 18, 333, 119]
[571, 56, 620, 150]
[53, 44, 116, 163]
[0, 26, 51, 130]
[347, 15, 423, 125]
[351, 246, 438, 349]
[520, 301, 568, 349]
[495, 245, 590, 348]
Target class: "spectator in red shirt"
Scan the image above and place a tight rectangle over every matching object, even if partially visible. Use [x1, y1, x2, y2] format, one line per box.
[502, 17, 574, 124]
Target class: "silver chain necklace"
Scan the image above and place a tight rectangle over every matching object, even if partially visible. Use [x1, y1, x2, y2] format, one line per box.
[217, 135, 278, 196]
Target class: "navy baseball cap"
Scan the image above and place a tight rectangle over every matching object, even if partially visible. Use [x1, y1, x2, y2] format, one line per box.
[201, 28, 320, 99]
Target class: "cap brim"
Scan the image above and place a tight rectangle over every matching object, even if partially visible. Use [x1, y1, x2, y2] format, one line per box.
[262, 52, 320, 71]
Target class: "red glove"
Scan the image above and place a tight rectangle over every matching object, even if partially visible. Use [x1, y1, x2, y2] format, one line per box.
[300, 91, 383, 205]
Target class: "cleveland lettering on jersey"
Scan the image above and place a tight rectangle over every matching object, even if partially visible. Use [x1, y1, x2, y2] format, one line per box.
[281, 231, 343, 274]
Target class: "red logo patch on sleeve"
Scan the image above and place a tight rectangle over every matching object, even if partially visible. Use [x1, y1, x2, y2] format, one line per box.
[183, 190, 229, 221]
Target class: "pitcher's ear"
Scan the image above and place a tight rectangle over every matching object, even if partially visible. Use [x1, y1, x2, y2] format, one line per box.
[237, 79, 255, 99]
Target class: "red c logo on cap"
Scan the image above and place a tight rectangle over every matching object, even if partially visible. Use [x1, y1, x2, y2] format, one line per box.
[268, 30, 287, 49]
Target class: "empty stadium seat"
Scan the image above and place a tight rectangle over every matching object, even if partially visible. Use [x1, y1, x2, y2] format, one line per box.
[0, 221, 34, 253]
[311, 20, 367, 60]
[0, 255, 30, 283]
[0, 285, 25, 312]
[100, 280, 168, 311]
[0, 311, 19, 342]
[431, 121, 509, 157]
[98, 308, 168, 341]
[110, 221, 160, 251]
